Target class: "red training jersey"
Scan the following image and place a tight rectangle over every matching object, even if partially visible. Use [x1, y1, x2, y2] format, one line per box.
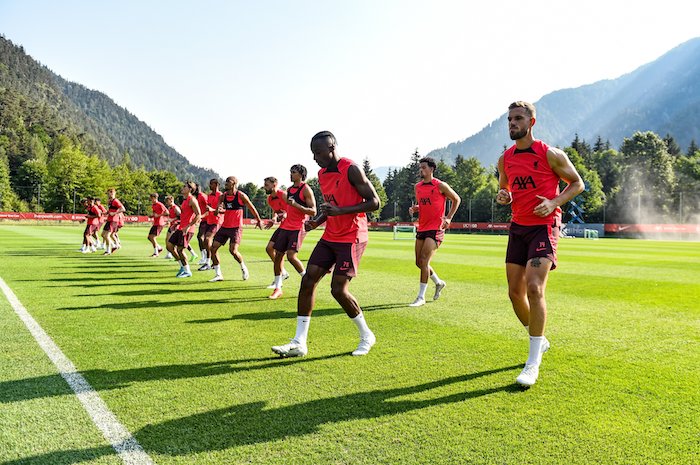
[87, 205, 101, 226]
[267, 189, 287, 214]
[415, 178, 446, 232]
[168, 205, 180, 226]
[96, 203, 107, 223]
[197, 192, 209, 222]
[318, 158, 368, 243]
[179, 194, 198, 233]
[151, 201, 167, 226]
[221, 191, 244, 228]
[503, 139, 561, 226]
[206, 190, 224, 225]
[107, 198, 124, 225]
[281, 183, 309, 231]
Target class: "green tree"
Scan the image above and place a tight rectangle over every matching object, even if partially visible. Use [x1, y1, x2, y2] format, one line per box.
[45, 136, 89, 212]
[663, 133, 682, 157]
[688, 140, 699, 157]
[564, 148, 605, 222]
[149, 170, 182, 200]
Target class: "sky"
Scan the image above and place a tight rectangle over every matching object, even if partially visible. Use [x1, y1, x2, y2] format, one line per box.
[1, 0, 699, 185]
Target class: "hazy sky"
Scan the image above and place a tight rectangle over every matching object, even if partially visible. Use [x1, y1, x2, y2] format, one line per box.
[1, 0, 698, 185]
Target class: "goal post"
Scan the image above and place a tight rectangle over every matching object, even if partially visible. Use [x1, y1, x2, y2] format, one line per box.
[393, 224, 416, 240]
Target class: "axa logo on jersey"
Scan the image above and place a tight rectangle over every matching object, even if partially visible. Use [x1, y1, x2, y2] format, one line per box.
[511, 176, 536, 190]
[323, 194, 337, 205]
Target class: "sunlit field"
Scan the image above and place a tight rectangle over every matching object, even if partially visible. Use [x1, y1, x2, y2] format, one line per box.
[0, 224, 698, 465]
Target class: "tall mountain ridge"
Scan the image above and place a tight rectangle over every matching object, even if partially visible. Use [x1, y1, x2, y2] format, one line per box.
[0, 35, 219, 183]
[426, 37, 700, 167]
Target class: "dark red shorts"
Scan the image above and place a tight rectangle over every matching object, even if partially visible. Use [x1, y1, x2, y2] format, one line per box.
[506, 222, 559, 270]
[149, 225, 164, 237]
[168, 221, 180, 234]
[203, 222, 221, 236]
[269, 227, 282, 243]
[168, 229, 194, 249]
[213, 227, 242, 246]
[84, 224, 99, 236]
[273, 228, 305, 253]
[416, 229, 445, 247]
[308, 239, 367, 278]
[103, 221, 121, 233]
[197, 221, 208, 237]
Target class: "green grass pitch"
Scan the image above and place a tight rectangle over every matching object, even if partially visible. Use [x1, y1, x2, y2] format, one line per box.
[0, 224, 698, 464]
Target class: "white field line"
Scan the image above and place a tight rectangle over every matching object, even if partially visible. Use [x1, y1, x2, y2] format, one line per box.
[0, 276, 155, 465]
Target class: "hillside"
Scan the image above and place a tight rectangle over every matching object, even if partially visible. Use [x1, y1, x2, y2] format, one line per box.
[0, 35, 219, 183]
[427, 37, 700, 166]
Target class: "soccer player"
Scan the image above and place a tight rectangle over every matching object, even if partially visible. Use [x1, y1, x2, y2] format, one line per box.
[94, 198, 107, 249]
[167, 181, 201, 278]
[147, 193, 168, 257]
[101, 188, 125, 255]
[194, 184, 208, 265]
[496, 101, 584, 387]
[81, 198, 101, 253]
[407, 157, 461, 307]
[268, 164, 317, 299]
[263, 176, 290, 287]
[208, 176, 263, 282]
[272, 131, 380, 357]
[198, 179, 224, 271]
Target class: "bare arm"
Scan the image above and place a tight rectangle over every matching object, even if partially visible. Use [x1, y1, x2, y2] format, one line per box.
[496, 154, 512, 205]
[319, 165, 380, 217]
[241, 192, 263, 229]
[438, 181, 461, 229]
[188, 197, 201, 227]
[533, 147, 585, 217]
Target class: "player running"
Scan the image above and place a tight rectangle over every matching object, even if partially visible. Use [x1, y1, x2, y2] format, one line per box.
[407, 157, 461, 307]
[167, 182, 201, 278]
[147, 193, 168, 257]
[272, 131, 380, 357]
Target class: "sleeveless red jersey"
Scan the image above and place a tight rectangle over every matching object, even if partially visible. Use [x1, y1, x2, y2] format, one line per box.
[503, 140, 561, 226]
[168, 205, 180, 220]
[179, 194, 197, 233]
[107, 198, 124, 225]
[415, 178, 446, 232]
[206, 190, 224, 225]
[197, 192, 209, 222]
[151, 201, 167, 226]
[87, 205, 101, 226]
[222, 191, 244, 228]
[281, 183, 309, 231]
[267, 189, 287, 214]
[318, 158, 368, 243]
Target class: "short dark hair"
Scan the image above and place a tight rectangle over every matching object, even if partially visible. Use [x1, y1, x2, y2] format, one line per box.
[310, 131, 337, 149]
[419, 157, 437, 171]
[508, 101, 536, 119]
[264, 176, 278, 185]
[290, 164, 308, 181]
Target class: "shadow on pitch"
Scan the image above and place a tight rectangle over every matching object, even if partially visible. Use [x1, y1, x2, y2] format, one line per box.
[56, 294, 294, 311]
[186, 302, 407, 324]
[1, 364, 521, 464]
[0, 353, 346, 405]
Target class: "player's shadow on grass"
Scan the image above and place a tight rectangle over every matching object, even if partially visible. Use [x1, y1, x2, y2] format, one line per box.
[187, 302, 408, 324]
[0, 364, 522, 464]
[0, 354, 346, 405]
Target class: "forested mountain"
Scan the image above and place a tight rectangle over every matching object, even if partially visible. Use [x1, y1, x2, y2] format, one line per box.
[0, 35, 218, 183]
[427, 37, 700, 166]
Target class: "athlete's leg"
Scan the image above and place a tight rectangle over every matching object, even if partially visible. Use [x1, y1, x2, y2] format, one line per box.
[506, 263, 529, 327]
[524, 257, 552, 336]
[286, 250, 305, 274]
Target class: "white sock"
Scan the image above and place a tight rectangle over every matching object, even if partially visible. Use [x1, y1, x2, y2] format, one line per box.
[202, 250, 208, 260]
[526, 336, 546, 366]
[351, 313, 373, 339]
[524, 325, 529, 334]
[106, 245, 112, 253]
[300, 270, 306, 277]
[430, 271, 441, 284]
[274, 275, 283, 288]
[294, 316, 311, 345]
[154, 247, 158, 254]
[418, 283, 428, 299]
[184, 264, 191, 273]
[240, 262, 247, 270]
[213, 265, 221, 276]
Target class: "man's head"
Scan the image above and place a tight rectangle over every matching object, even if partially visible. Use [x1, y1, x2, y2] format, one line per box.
[507, 101, 536, 141]
[418, 157, 437, 180]
[106, 188, 116, 199]
[263, 176, 277, 194]
[209, 178, 220, 191]
[290, 164, 307, 182]
[164, 195, 174, 207]
[225, 176, 238, 191]
[310, 131, 338, 168]
[149, 193, 159, 202]
[182, 181, 196, 196]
